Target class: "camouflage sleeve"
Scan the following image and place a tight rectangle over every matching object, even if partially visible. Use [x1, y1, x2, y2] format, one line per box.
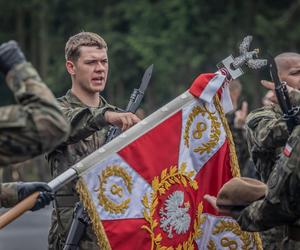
[246, 106, 289, 150]
[237, 125, 300, 231]
[0, 63, 70, 165]
[59, 99, 117, 144]
[0, 182, 18, 208]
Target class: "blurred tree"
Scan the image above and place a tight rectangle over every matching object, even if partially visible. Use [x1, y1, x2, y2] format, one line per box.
[0, 0, 300, 112]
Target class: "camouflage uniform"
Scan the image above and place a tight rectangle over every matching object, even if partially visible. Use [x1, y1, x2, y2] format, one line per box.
[0, 63, 70, 207]
[238, 125, 300, 249]
[244, 90, 300, 249]
[47, 90, 117, 250]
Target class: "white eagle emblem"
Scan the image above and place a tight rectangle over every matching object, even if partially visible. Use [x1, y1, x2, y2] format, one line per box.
[159, 191, 191, 238]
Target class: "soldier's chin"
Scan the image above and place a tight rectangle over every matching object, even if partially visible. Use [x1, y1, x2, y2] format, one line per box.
[91, 83, 105, 92]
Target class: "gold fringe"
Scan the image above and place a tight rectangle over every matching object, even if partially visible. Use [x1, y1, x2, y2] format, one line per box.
[76, 179, 112, 250]
[213, 95, 263, 250]
[213, 95, 240, 177]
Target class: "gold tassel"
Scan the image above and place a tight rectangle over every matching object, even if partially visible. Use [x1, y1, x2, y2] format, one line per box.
[214, 95, 263, 250]
[76, 179, 112, 250]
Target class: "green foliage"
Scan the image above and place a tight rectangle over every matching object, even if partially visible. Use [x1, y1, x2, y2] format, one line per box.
[1, 0, 300, 112]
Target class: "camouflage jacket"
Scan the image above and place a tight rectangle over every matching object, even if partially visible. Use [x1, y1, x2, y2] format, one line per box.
[243, 90, 300, 248]
[0, 63, 70, 208]
[237, 125, 300, 231]
[245, 89, 300, 182]
[47, 90, 117, 204]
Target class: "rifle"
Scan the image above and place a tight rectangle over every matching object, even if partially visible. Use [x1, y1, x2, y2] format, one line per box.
[63, 64, 153, 250]
[268, 55, 300, 133]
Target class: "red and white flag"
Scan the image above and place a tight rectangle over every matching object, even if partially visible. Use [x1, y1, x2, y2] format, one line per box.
[78, 71, 262, 249]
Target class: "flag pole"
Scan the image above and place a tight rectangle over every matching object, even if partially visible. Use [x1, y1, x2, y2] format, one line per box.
[0, 91, 195, 229]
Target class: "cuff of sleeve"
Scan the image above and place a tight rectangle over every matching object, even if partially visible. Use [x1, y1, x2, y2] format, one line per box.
[92, 105, 117, 128]
[0, 182, 19, 208]
[5, 62, 41, 94]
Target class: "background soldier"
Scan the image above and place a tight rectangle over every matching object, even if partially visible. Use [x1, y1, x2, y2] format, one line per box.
[0, 41, 70, 210]
[47, 32, 140, 250]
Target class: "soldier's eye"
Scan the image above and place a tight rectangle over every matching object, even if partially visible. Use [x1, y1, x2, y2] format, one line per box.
[290, 70, 300, 75]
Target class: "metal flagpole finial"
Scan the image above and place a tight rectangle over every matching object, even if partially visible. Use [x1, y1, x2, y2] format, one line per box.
[217, 35, 268, 79]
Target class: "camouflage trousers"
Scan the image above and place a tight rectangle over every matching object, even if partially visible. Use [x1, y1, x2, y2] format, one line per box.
[48, 207, 99, 250]
[260, 226, 285, 250]
[260, 226, 300, 250]
[281, 237, 300, 250]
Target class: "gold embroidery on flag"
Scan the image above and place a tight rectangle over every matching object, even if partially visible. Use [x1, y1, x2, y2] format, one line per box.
[220, 237, 238, 249]
[184, 105, 221, 155]
[141, 163, 204, 250]
[95, 165, 132, 214]
[213, 220, 254, 249]
[207, 240, 217, 250]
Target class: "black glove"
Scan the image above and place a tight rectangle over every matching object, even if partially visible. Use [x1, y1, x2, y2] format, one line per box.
[17, 182, 54, 211]
[0, 40, 26, 74]
[31, 191, 54, 211]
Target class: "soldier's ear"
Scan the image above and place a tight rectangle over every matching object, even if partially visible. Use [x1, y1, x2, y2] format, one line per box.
[66, 60, 76, 75]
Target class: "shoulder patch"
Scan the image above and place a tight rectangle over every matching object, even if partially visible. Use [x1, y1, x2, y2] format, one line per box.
[283, 143, 292, 157]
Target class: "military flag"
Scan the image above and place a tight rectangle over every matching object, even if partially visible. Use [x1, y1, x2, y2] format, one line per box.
[77, 71, 262, 249]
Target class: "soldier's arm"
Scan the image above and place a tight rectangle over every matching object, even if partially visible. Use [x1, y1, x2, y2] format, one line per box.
[0, 41, 70, 165]
[59, 100, 117, 144]
[237, 126, 300, 231]
[246, 106, 289, 150]
[0, 63, 70, 165]
[59, 99, 140, 145]
[0, 182, 53, 209]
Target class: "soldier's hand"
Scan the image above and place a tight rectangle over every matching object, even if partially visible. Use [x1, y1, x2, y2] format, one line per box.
[17, 182, 54, 211]
[204, 194, 241, 219]
[260, 79, 298, 105]
[0, 40, 26, 75]
[104, 111, 140, 131]
[234, 101, 248, 129]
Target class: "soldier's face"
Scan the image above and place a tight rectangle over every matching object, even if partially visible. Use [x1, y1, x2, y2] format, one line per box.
[279, 57, 300, 90]
[67, 46, 108, 94]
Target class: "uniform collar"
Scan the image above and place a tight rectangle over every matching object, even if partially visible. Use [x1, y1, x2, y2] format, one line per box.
[65, 89, 107, 108]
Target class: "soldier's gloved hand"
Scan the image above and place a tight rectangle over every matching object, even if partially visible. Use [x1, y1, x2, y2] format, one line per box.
[0, 40, 26, 74]
[17, 182, 54, 211]
[31, 191, 54, 211]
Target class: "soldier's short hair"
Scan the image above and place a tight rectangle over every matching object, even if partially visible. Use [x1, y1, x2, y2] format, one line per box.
[65, 32, 107, 62]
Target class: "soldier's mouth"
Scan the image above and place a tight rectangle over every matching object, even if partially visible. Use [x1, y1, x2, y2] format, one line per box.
[91, 76, 104, 83]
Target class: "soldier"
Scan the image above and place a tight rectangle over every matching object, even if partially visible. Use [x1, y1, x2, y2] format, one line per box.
[205, 52, 300, 249]
[0, 41, 70, 210]
[47, 32, 140, 250]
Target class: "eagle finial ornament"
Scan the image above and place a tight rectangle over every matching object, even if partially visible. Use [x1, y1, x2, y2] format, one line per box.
[217, 35, 268, 79]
